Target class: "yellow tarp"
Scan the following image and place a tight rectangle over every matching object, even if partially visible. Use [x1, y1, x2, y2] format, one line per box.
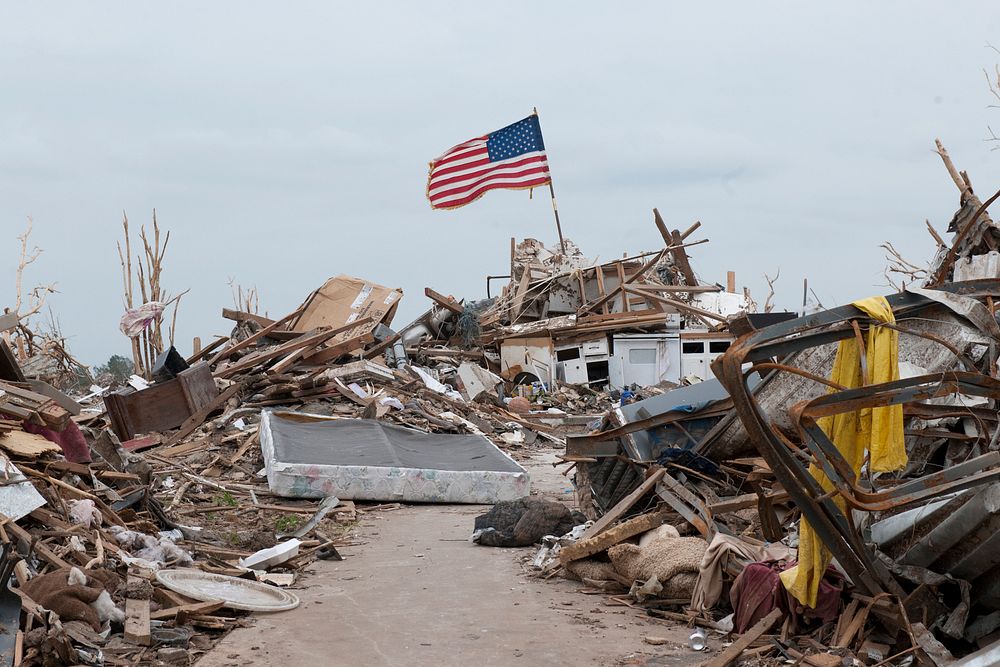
[779, 296, 906, 608]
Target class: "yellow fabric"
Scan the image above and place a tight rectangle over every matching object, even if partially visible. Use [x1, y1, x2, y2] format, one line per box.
[779, 296, 906, 608]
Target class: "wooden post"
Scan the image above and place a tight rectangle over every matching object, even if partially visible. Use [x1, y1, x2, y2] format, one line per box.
[726, 271, 736, 293]
[192, 336, 201, 357]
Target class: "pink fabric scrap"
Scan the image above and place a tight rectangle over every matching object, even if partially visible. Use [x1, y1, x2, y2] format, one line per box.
[22, 419, 91, 463]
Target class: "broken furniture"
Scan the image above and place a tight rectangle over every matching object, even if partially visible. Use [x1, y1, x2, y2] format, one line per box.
[103, 362, 218, 440]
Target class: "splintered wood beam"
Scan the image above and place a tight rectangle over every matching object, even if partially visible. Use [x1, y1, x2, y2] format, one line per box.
[594, 266, 609, 315]
[579, 250, 666, 316]
[680, 220, 702, 240]
[218, 317, 371, 378]
[623, 286, 727, 323]
[124, 574, 151, 646]
[577, 468, 666, 541]
[424, 288, 464, 315]
[616, 262, 630, 313]
[652, 208, 672, 246]
[698, 608, 783, 667]
[221, 308, 276, 328]
[559, 508, 672, 564]
[186, 336, 229, 365]
[209, 307, 304, 367]
[669, 230, 698, 286]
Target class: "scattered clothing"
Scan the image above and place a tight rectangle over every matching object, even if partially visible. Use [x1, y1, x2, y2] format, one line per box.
[732, 560, 844, 634]
[692, 533, 763, 612]
[23, 419, 91, 463]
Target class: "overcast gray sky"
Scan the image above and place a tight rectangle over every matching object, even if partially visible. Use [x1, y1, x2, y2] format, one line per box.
[2, 2, 999, 366]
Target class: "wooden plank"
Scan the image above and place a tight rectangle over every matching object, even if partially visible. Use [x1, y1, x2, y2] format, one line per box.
[268, 329, 348, 374]
[708, 491, 789, 515]
[577, 468, 666, 541]
[680, 220, 702, 240]
[124, 574, 151, 646]
[3, 520, 71, 569]
[652, 208, 672, 245]
[25, 380, 82, 416]
[624, 287, 727, 323]
[0, 430, 60, 457]
[209, 308, 304, 367]
[630, 284, 722, 294]
[299, 330, 375, 366]
[221, 317, 373, 377]
[155, 437, 212, 459]
[560, 509, 671, 564]
[185, 335, 229, 365]
[669, 229, 697, 286]
[149, 600, 223, 621]
[162, 383, 242, 448]
[579, 250, 666, 316]
[594, 266, 609, 316]
[615, 262, 630, 313]
[697, 608, 782, 667]
[221, 308, 275, 327]
[424, 287, 464, 315]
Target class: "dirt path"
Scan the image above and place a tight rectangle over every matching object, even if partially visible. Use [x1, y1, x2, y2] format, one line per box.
[199, 449, 702, 667]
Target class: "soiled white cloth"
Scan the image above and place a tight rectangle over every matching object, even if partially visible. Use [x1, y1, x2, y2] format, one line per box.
[119, 301, 166, 338]
[691, 533, 763, 612]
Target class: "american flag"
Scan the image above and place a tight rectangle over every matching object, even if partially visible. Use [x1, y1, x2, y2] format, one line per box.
[426, 114, 551, 210]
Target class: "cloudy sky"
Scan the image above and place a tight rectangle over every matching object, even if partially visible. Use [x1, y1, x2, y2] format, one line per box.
[1, 3, 999, 366]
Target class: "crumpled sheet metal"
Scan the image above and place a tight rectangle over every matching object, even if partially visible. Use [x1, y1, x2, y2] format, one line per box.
[712, 280, 1000, 599]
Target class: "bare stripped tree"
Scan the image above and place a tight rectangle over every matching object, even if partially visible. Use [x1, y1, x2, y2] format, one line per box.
[4, 217, 58, 359]
[762, 268, 780, 313]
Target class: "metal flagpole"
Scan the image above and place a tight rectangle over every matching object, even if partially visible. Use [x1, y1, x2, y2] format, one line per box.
[532, 107, 567, 255]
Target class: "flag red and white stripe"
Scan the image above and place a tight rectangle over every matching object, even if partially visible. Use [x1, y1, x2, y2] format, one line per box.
[426, 115, 551, 210]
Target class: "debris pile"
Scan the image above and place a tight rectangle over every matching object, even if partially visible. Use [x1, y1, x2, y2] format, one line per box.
[535, 144, 1000, 666]
[1, 138, 998, 667]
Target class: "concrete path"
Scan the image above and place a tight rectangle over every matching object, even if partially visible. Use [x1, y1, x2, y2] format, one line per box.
[199, 450, 703, 667]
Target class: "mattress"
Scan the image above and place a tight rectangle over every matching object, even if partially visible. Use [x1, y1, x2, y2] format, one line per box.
[259, 410, 530, 503]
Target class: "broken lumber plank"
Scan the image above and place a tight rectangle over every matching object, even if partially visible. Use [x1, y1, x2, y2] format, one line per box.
[2, 520, 71, 569]
[623, 286, 728, 323]
[209, 308, 304, 366]
[424, 287, 464, 315]
[680, 220, 702, 240]
[657, 471, 713, 538]
[186, 335, 229, 364]
[577, 468, 666, 541]
[162, 383, 242, 448]
[268, 328, 348, 374]
[708, 490, 790, 515]
[26, 380, 82, 416]
[149, 600, 223, 621]
[698, 608, 783, 667]
[669, 229, 698, 286]
[652, 208, 672, 246]
[124, 597, 151, 646]
[300, 330, 375, 365]
[579, 250, 666, 316]
[221, 308, 275, 327]
[560, 508, 671, 564]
